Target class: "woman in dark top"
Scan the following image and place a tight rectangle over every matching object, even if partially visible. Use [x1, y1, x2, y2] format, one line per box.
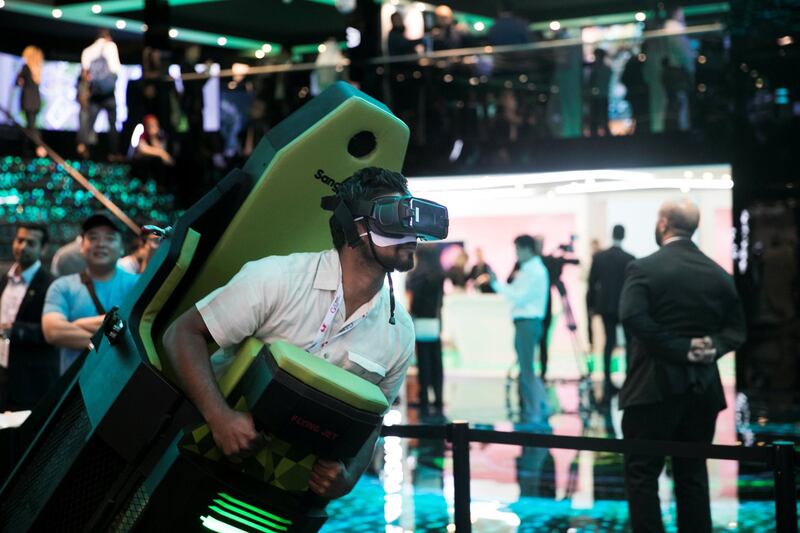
[406, 246, 446, 417]
[16, 46, 46, 157]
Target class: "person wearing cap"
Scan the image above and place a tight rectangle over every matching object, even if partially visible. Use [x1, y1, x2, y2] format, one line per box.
[163, 167, 418, 499]
[42, 212, 139, 374]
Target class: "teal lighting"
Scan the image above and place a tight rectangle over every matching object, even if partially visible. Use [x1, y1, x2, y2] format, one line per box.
[0, 156, 175, 243]
[2, 0, 280, 53]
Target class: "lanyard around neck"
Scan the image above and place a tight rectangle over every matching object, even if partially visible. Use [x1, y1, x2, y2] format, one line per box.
[305, 283, 366, 354]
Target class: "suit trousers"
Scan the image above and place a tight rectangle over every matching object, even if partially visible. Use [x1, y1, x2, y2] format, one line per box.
[600, 313, 630, 384]
[513, 318, 544, 422]
[622, 388, 719, 533]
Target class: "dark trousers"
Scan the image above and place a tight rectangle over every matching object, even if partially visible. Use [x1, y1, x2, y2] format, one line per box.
[589, 96, 609, 135]
[538, 309, 551, 379]
[416, 339, 443, 413]
[601, 313, 630, 384]
[22, 110, 41, 154]
[78, 95, 118, 153]
[514, 318, 544, 422]
[622, 389, 719, 533]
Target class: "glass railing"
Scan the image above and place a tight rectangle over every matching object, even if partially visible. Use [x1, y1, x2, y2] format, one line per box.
[206, 22, 729, 174]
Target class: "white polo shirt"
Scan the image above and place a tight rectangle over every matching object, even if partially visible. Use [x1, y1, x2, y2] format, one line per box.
[196, 249, 415, 404]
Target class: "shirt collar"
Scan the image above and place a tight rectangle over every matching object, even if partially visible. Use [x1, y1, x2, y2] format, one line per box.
[313, 249, 386, 322]
[663, 236, 690, 246]
[312, 249, 342, 291]
[8, 260, 41, 284]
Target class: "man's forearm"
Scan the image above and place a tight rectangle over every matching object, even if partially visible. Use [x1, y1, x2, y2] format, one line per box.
[623, 313, 692, 364]
[163, 317, 230, 424]
[43, 316, 95, 349]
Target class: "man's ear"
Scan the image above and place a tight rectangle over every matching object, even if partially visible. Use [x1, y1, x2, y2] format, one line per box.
[354, 218, 369, 238]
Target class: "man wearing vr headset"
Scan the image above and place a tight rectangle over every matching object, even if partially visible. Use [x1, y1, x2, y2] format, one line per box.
[164, 167, 448, 500]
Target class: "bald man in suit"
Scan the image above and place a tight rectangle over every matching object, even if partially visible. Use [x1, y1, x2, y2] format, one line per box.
[619, 199, 745, 533]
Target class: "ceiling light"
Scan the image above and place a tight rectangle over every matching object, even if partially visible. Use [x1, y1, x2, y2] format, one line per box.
[91, 4, 102, 14]
[168, 28, 178, 38]
[684, 170, 694, 178]
[555, 179, 732, 195]
[141, 23, 148, 31]
[346, 26, 361, 48]
[217, 37, 227, 46]
[635, 12, 646, 22]
[0, 1, 5, 8]
[473, 21, 485, 31]
[262, 43, 272, 53]
[702, 172, 713, 179]
[408, 170, 655, 193]
[115, 19, 126, 29]
[52, 8, 63, 18]
[549, 21, 560, 31]
[318, 43, 327, 53]
[255, 49, 265, 59]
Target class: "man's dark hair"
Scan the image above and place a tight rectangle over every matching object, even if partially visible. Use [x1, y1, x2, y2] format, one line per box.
[329, 167, 409, 249]
[513, 234, 538, 255]
[98, 28, 112, 40]
[16, 222, 49, 247]
[612, 224, 625, 241]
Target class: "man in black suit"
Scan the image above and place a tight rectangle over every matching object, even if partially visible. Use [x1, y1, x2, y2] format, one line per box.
[0, 223, 59, 410]
[619, 199, 745, 533]
[588, 224, 635, 402]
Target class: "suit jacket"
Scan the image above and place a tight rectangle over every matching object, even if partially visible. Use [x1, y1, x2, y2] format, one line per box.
[618, 240, 745, 410]
[587, 245, 635, 315]
[0, 267, 59, 410]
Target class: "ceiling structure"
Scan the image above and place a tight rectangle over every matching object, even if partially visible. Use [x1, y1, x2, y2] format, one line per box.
[0, 0, 728, 63]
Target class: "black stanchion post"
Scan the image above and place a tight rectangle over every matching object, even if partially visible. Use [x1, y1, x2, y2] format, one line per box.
[772, 441, 798, 533]
[450, 421, 471, 532]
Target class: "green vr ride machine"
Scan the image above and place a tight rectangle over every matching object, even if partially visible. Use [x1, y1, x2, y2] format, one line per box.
[0, 82, 409, 533]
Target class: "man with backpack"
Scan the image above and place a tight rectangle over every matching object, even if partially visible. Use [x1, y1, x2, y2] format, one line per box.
[78, 29, 121, 160]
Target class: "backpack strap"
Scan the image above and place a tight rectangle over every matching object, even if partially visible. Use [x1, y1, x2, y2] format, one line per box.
[79, 271, 106, 315]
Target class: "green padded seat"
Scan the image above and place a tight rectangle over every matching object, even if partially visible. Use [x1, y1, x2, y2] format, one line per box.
[270, 340, 389, 415]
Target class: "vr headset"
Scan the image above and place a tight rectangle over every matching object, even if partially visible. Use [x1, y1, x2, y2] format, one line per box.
[321, 194, 449, 247]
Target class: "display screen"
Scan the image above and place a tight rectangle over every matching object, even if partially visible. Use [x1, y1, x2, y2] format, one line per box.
[0, 51, 219, 132]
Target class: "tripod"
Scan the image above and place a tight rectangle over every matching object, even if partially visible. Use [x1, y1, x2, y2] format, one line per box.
[552, 279, 599, 427]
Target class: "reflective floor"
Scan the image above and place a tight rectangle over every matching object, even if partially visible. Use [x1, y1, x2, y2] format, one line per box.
[320, 361, 795, 532]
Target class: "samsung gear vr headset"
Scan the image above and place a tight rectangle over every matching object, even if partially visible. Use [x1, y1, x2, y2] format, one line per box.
[321, 194, 449, 247]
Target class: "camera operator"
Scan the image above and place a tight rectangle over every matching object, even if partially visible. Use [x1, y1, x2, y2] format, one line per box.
[476, 235, 549, 423]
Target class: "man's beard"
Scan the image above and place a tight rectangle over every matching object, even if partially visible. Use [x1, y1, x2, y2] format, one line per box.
[365, 242, 416, 272]
[393, 252, 415, 272]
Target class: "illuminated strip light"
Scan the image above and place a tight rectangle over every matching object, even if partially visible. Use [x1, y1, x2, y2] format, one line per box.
[409, 170, 654, 193]
[208, 505, 280, 533]
[217, 493, 292, 525]
[555, 178, 733, 195]
[201, 515, 249, 533]
[212, 499, 288, 531]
